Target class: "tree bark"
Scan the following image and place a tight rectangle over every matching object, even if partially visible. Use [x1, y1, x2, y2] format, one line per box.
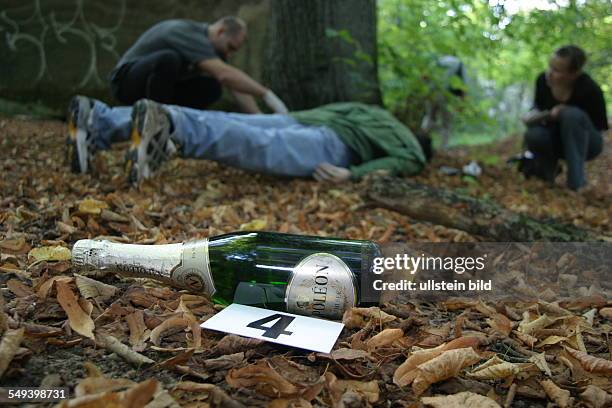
[367, 176, 604, 242]
[264, 0, 382, 110]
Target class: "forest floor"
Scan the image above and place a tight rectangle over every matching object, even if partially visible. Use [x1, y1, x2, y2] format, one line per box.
[0, 115, 610, 407]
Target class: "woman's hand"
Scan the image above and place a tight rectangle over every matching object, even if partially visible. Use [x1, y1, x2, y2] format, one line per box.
[550, 104, 567, 120]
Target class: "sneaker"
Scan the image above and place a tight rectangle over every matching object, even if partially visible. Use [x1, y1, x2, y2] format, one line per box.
[126, 99, 175, 184]
[66, 95, 95, 173]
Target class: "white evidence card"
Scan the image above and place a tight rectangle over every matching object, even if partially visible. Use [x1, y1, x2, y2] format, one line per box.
[200, 303, 345, 353]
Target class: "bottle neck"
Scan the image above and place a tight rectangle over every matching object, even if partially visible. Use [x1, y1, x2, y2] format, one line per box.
[71, 239, 215, 295]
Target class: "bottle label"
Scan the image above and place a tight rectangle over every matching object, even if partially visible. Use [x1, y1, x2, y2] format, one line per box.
[171, 239, 216, 296]
[285, 253, 356, 320]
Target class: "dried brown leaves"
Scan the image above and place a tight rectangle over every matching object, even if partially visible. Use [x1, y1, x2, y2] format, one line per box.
[56, 280, 95, 339]
[422, 391, 501, 408]
[342, 307, 396, 329]
[0, 327, 24, 378]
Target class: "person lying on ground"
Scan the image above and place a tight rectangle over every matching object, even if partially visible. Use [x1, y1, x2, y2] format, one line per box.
[109, 16, 286, 114]
[521, 45, 607, 191]
[65, 96, 427, 184]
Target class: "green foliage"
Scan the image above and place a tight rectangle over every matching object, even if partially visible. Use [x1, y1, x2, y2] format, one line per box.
[326, 28, 378, 101]
[378, 0, 611, 145]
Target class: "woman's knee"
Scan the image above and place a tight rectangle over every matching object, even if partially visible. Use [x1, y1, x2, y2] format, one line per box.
[524, 126, 552, 151]
[558, 106, 587, 124]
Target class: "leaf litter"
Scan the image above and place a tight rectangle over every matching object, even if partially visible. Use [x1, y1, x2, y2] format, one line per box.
[0, 115, 610, 406]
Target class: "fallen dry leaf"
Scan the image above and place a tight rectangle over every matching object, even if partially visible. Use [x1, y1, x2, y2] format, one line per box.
[6, 279, 34, 297]
[211, 334, 264, 356]
[63, 377, 158, 408]
[599, 307, 612, 319]
[529, 353, 552, 376]
[150, 316, 189, 346]
[342, 307, 396, 329]
[580, 385, 612, 408]
[28, 245, 72, 262]
[394, 344, 447, 387]
[172, 381, 244, 408]
[467, 356, 521, 380]
[393, 336, 480, 387]
[0, 237, 30, 254]
[512, 330, 537, 347]
[325, 372, 379, 405]
[0, 327, 25, 378]
[269, 398, 312, 408]
[36, 275, 74, 300]
[536, 335, 568, 348]
[518, 313, 556, 335]
[226, 359, 300, 398]
[366, 328, 403, 351]
[412, 347, 482, 396]
[486, 313, 513, 337]
[566, 324, 587, 352]
[560, 295, 606, 311]
[56, 280, 95, 340]
[125, 310, 150, 352]
[540, 379, 573, 408]
[563, 346, 612, 374]
[422, 391, 501, 408]
[23, 323, 63, 338]
[75, 376, 136, 397]
[201, 352, 245, 371]
[75, 274, 118, 302]
[329, 348, 370, 361]
[239, 218, 268, 231]
[78, 198, 109, 215]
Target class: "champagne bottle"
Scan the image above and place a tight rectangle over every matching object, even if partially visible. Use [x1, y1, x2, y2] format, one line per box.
[72, 232, 381, 320]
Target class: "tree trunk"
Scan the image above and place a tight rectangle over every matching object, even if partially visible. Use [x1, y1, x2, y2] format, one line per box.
[367, 176, 603, 242]
[264, 0, 382, 110]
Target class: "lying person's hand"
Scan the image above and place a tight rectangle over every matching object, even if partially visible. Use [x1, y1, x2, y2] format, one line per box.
[550, 104, 567, 120]
[263, 90, 289, 114]
[313, 163, 352, 183]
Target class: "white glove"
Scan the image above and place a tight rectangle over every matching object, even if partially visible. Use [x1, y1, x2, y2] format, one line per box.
[263, 90, 289, 114]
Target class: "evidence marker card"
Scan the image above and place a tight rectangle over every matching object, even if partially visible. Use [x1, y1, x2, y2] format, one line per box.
[200, 303, 344, 353]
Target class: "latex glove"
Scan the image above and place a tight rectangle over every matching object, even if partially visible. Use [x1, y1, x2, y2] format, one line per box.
[313, 163, 352, 183]
[263, 90, 288, 114]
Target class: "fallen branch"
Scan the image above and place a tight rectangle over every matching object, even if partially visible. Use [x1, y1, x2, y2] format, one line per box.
[366, 176, 604, 241]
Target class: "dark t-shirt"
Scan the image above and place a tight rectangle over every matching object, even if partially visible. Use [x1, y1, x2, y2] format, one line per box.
[111, 19, 219, 82]
[533, 72, 608, 131]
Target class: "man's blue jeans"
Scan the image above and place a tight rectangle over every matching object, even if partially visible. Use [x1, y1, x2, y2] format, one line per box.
[89, 100, 356, 177]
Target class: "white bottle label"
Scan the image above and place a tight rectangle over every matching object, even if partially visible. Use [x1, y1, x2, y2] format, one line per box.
[285, 253, 357, 320]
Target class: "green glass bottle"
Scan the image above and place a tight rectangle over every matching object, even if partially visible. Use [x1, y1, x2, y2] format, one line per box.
[72, 232, 381, 319]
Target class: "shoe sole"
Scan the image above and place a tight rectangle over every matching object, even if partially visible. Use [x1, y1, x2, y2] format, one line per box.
[66, 96, 93, 174]
[127, 100, 171, 185]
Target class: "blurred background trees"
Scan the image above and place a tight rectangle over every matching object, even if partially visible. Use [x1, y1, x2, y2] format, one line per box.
[1, 0, 609, 147]
[378, 0, 611, 145]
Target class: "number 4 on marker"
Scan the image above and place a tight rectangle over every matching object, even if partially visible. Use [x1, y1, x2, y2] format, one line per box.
[247, 313, 295, 339]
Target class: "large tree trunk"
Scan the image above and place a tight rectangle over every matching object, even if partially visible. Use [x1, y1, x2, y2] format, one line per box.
[367, 176, 604, 242]
[264, 0, 382, 110]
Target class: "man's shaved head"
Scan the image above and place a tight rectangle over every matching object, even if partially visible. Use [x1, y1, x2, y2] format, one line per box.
[209, 16, 247, 58]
